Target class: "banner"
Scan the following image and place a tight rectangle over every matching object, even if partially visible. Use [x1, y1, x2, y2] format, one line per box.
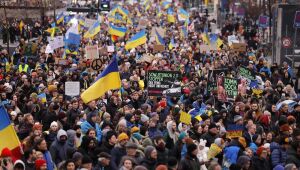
[239, 66, 255, 80]
[217, 77, 238, 101]
[162, 87, 182, 97]
[200, 44, 218, 53]
[207, 143, 223, 160]
[207, 69, 228, 94]
[65, 81, 80, 96]
[180, 111, 191, 125]
[67, 33, 81, 46]
[85, 45, 99, 60]
[147, 70, 180, 96]
[226, 124, 244, 138]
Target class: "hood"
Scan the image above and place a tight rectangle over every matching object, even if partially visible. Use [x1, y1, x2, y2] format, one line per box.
[14, 160, 25, 170]
[270, 142, 280, 151]
[67, 129, 76, 139]
[57, 129, 68, 140]
[167, 121, 175, 136]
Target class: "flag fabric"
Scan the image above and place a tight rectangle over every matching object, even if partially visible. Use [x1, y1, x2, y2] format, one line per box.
[178, 8, 189, 21]
[84, 21, 101, 39]
[56, 13, 64, 24]
[81, 57, 121, 103]
[45, 27, 61, 38]
[108, 24, 127, 37]
[19, 20, 24, 32]
[169, 37, 175, 49]
[144, 0, 150, 11]
[157, 6, 163, 17]
[209, 34, 218, 43]
[117, 6, 129, 17]
[216, 38, 223, 49]
[78, 16, 85, 26]
[111, 35, 119, 42]
[202, 33, 210, 45]
[125, 30, 147, 50]
[0, 106, 22, 159]
[167, 8, 175, 23]
[65, 21, 79, 39]
[38, 93, 47, 103]
[162, 1, 171, 9]
[155, 30, 165, 45]
[180, 27, 188, 39]
[205, 0, 209, 6]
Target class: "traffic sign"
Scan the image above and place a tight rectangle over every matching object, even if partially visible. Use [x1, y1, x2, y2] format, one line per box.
[282, 37, 292, 48]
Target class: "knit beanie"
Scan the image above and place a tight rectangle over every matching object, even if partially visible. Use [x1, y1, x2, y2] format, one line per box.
[118, 132, 129, 141]
[144, 146, 156, 159]
[273, 165, 284, 170]
[237, 155, 250, 167]
[256, 146, 266, 156]
[0, 147, 12, 158]
[35, 159, 46, 170]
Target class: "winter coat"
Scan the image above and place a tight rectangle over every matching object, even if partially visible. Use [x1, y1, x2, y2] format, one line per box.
[156, 147, 169, 164]
[49, 129, 72, 165]
[141, 158, 157, 170]
[111, 145, 127, 169]
[179, 154, 201, 170]
[148, 127, 163, 140]
[165, 121, 179, 150]
[270, 142, 287, 168]
[251, 156, 270, 170]
[96, 140, 114, 154]
[78, 136, 98, 165]
[201, 132, 217, 147]
[286, 146, 300, 168]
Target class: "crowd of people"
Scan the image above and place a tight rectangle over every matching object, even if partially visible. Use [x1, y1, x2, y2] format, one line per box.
[0, 0, 300, 170]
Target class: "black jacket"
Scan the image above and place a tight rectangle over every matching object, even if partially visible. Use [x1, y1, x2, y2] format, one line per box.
[178, 154, 201, 170]
[251, 156, 270, 170]
[201, 132, 217, 147]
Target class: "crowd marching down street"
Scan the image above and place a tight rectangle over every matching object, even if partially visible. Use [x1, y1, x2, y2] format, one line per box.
[1, 0, 300, 170]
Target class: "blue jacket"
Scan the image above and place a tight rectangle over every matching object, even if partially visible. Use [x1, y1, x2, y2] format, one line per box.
[43, 151, 55, 170]
[270, 142, 287, 168]
[224, 146, 240, 165]
[259, 67, 271, 77]
[81, 121, 102, 142]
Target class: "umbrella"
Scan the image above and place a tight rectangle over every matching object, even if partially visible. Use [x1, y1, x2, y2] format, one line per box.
[276, 100, 297, 112]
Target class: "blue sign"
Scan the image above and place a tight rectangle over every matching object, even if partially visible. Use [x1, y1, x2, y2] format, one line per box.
[259, 15, 268, 28]
[67, 33, 81, 46]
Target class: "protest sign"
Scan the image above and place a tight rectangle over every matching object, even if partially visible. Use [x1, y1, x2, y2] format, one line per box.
[180, 111, 191, 125]
[207, 69, 228, 95]
[226, 124, 244, 138]
[162, 87, 181, 97]
[228, 35, 239, 46]
[85, 18, 97, 28]
[65, 81, 80, 96]
[231, 43, 247, 52]
[45, 44, 53, 54]
[239, 66, 255, 80]
[153, 45, 165, 52]
[85, 45, 99, 60]
[48, 36, 64, 50]
[151, 27, 165, 37]
[107, 46, 115, 53]
[200, 44, 218, 53]
[207, 143, 223, 160]
[67, 33, 81, 47]
[147, 70, 180, 96]
[55, 58, 68, 65]
[223, 77, 238, 101]
[137, 18, 148, 29]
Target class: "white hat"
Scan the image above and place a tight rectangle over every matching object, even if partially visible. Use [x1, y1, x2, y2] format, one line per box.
[10, 111, 17, 117]
[50, 121, 58, 127]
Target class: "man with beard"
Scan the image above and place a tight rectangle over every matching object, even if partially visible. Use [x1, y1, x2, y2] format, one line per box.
[124, 142, 143, 164]
[154, 136, 168, 164]
[111, 133, 129, 169]
[96, 131, 117, 154]
[201, 123, 219, 147]
[49, 129, 72, 165]
[23, 149, 37, 170]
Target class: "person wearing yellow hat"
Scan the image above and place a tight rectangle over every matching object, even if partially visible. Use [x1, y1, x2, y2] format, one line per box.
[111, 132, 129, 169]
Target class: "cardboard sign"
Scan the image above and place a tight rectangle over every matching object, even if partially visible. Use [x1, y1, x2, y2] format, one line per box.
[107, 46, 115, 53]
[136, 53, 155, 63]
[84, 18, 97, 28]
[226, 124, 244, 138]
[228, 35, 239, 46]
[180, 111, 191, 125]
[147, 70, 181, 96]
[231, 43, 247, 52]
[48, 36, 64, 50]
[85, 45, 99, 60]
[45, 44, 53, 54]
[153, 45, 165, 52]
[200, 44, 218, 53]
[65, 81, 80, 96]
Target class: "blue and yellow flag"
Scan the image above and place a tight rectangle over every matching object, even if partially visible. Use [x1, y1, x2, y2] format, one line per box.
[144, 0, 150, 11]
[202, 33, 210, 45]
[0, 106, 22, 159]
[155, 30, 165, 45]
[19, 20, 24, 32]
[209, 34, 218, 43]
[81, 57, 121, 103]
[125, 30, 147, 50]
[84, 21, 101, 38]
[216, 38, 223, 50]
[167, 8, 175, 23]
[78, 16, 85, 26]
[162, 1, 171, 9]
[180, 27, 188, 39]
[169, 37, 175, 49]
[38, 93, 47, 103]
[178, 8, 189, 21]
[108, 24, 127, 37]
[56, 12, 64, 24]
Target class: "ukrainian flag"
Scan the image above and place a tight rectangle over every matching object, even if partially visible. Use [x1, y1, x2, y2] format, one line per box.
[108, 24, 127, 37]
[178, 8, 189, 21]
[125, 30, 147, 50]
[56, 13, 64, 24]
[167, 8, 175, 23]
[117, 6, 129, 17]
[0, 106, 22, 159]
[181, 27, 188, 39]
[162, 1, 171, 9]
[38, 93, 47, 103]
[81, 57, 121, 104]
[216, 38, 224, 49]
[84, 21, 101, 39]
[78, 16, 85, 26]
[19, 20, 24, 32]
[155, 30, 165, 45]
[169, 37, 175, 49]
[202, 33, 210, 45]
[144, 0, 150, 11]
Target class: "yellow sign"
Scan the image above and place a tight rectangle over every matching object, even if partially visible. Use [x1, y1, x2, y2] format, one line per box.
[207, 143, 222, 160]
[180, 111, 191, 125]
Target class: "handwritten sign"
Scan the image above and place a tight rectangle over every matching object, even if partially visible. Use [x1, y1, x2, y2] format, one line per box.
[85, 45, 99, 60]
[107, 46, 115, 53]
[147, 70, 180, 96]
[231, 43, 247, 52]
[48, 36, 64, 50]
[65, 81, 80, 96]
[239, 66, 255, 80]
[207, 69, 228, 95]
[153, 45, 165, 52]
[180, 111, 191, 125]
[207, 143, 223, 159]
[226, 124, 244, 138]
[224, 77, 238, 101]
